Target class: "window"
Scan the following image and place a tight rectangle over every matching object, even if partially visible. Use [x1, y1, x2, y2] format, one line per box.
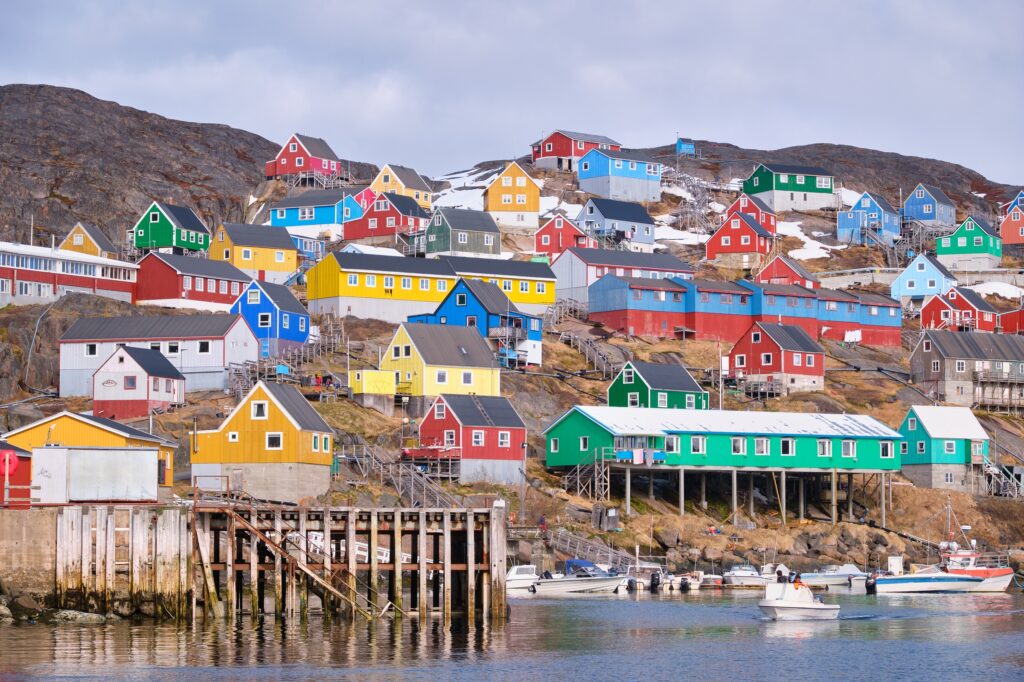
[499, 431, 511, 448]
[731, 437, 746, 455]
[247, 289, 260, 304]
[462, 371, 473, 385]
[369, 218, 378, 229]
[541, 234, 550, 246]
[231, 281, 240, 296]
[900, 442, 908, 455]
[721, 236, 731, 246]
[880, 441, 894, 459]
[842, 440, 856, 458]
[581, 161, 590, 171]
[956, 360, 966, 373]
[183, 275, 192, 291]
[384, 276, 394, 289]
[691, 435, 706, 454]
[932, 360, 940, 372]
[623, 368, 634, 384]
[502, 280, 512, 292]
[944, 440, 956, 454]
[754, 438, 769, 456]
[502, 194, 512, 205]
[419, 278, 429, 291]
[295, 157, 304, 167]
[312, 435, 319, 452]
[386, 217, 396, 228]
[550, 438, 559, 453]
[251, 401, 268, 419]
[779, 174, 789, 183]
[228, 432, 239, 443]
[780, 438, 795, 456]
[520, 280, 529, 293]
[735, 354, 746, 368]
[761, 353, 773, 364]
[434, 402, 446, 419]
[401, 277, 412, 290]
[258, 313, 272, 328]
[806, 355, 815, 367]
[150, 211, 160, 223]
[392, 345, 401, 359]
[627, 392, 640, 407]
[242, 248, 252, 260]
[922, 340, 931, 352]
[436, 370, 447, 384]
[85, 343, 98, 357]
[403, 345, 412, 357]
[927, 279, 936, 288]
[198, 340, 211, 354]
[443, 429, 456, 446]
[537, 282, 546, 294]
[266, 433, 283, 450]
[196, 277, 205, 292]
[815, 177, 830, 189]
[438, 280, 448, 292]
[282, 314, 290, 329]
[516, 194, 527, 205]
[298, 208, 314, 221]
[579, 436, 589, 451]
[167, 342, 179, 354]
[484, 234, 494, 246]
[658, 392, 668, 408]
[275, 250, 285, 263]
[917, 441, 926, 454]
[124, 375, 137, 390]
[457, 232, 468, 244]
[219, 280, 227, 294]
[817, 440, 832, 457]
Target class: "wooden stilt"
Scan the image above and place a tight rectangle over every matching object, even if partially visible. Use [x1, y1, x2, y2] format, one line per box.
[442, 510, 452, 625]
[346, 510, 357, 619]
[391, 511, 403, 616]
[830, 470, 838, 526]
[418, 511, 428, 618]
[780, 472, 787, 528]
[273, 512, 283, 616]
[678, 468, 685, 516]
[322, 507, 332, 618]
[369, 510, 379, 610]
[466, 511, 475, 625]
[625, 467, 632, 517]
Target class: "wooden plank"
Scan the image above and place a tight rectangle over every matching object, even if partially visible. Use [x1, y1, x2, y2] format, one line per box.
[94, 507, 107, 608]
[368, 510, 378, 610]
[490, 505, 507, 621]
[465, 511, 475, 625]
[250, 512, 260, 618]
[129, 508, 145, 613]
[322, 506, 332, 617]
[225, 512, 236, 618]
[105, 510, 116, 614]
[80, 507, 92, 610]
[481, 518, 490, 619]
[418, 511, 428, 618]
[346, 509, 357, 619]
[442, 510, 451, 624]
[195, 519, 222, 617]
[391, 511, 403, 616]
[298, 511, 308, 617]
[55, 508, 66, 608]
[177, 509, 188, 621]
[274, 512, 283, 616]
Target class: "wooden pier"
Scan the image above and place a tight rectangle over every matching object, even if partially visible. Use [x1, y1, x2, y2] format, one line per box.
[51, 503, 507, 624]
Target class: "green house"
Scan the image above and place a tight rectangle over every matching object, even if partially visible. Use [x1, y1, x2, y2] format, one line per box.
[544, 406, 901, 471]
[607, 361, 708, 410]
[425, 207, 501, 258]
[741, 163, 834, 212]
[131, 201, 210, 253]
[898, 405, 989, 492]
[935, 216, 1002, 271]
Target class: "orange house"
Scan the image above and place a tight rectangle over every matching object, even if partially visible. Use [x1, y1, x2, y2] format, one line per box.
[1000, 205, 1024, 246]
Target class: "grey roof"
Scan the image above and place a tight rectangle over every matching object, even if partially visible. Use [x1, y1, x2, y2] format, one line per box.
[118, 346, 185, 379]
[740, 193, 774, 215]
[629, 361, 704, 393]
[566, 247, 693, 271]
[382, 192, 430, 218]
[849, 290, 900, 307]
[146, 252, 251, 281]
[385, 165, 431, 192]
[254, 281, 308, 316]
[756, 322, 824, 354]
[817, 288, 861, 302]
[402, 323, 496, 368]
[262, 381, 332, 432]
[594, 148, 655, 163]
[331, 251, 455, 276]
[963, 215, 997, 237]
[761, 163, 832, 177]
[923, 329, 1024, 361]
[920, 253, 957, 281]
[743, 281, 817, 297]
[952, 286, 997, 314]
[441, 255, 555, 280]
[615, 276, 686, 291]
[865, 192, 898, 214]
[460, 279, 522, 315]
[221, 223, 297, 250]
[765, 255, 817, 282]
[723, 212, 773, 238]
[73, 223, 117, 254]
[440, 395, 525, 429]
[437, 207, 500, 234]
[0, 440, 29, 456]
[588, 198, 655, 224]
[156, 202, 208, 234]
[687, 278, 750, 294]
[76, 413, 177, 446]
[294, 134, 340, 162]
[919, 183, 955, 207]
[62, 314, 243, 341]
[270, 187, 366, 210]
[551, 130, 621, 146]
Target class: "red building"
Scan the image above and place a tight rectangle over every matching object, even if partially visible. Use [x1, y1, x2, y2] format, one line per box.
[536, 216, 596, 260]
[756, 255, 820, 289]
[1000, 308, 1024, 334]
[705, 211, 773, 268]
[920, 287, 998, 333]
[342, 192, 429, 241]
[530, 130, 621, 171]
[0, 241, 137, 306]
[587, 276, 690, 337]
[135, 252, 251, 309]
[725, 193, 777, 234]
[0, 440, 31, 509]
[402, 394, 526, 485]
[264, 133, 344, 180]
[729, 322, 825, 394]
[1000, 204, 1024, 247]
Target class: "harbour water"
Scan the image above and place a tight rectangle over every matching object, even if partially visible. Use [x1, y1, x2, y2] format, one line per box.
[1, 590, 1022, 680]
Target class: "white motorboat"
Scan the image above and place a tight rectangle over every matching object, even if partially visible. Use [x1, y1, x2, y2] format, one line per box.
[800, 563, 870, 587]
[723, 565, 769, 586]
[506, 565, 541, 594]
[870, 565, 984, 594]
[758, 582, 840, 621]
[530, 559, 622, 595]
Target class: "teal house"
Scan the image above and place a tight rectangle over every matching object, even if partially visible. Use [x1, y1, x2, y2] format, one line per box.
[898, 405, 989, 492]
[606, 361, 708, 409]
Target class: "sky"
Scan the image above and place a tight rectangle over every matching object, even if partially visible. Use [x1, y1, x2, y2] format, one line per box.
[2, 1, 1022, 184]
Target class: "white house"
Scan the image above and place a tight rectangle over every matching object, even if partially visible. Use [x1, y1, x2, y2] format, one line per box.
[92, 345, 186, 420]
[550, 247, 694, 306]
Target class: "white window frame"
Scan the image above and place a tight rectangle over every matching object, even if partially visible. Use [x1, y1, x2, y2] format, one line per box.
[691, 435, 706, 455]
[251, 401, 269, 420]
[265, 432, 283, 450]
[842, 440, 856, 458]
[498, 431, 511, 448]
[731, 437, 746, 456]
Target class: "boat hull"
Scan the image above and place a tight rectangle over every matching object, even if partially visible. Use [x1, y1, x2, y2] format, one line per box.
[724, 576, 769, 586]
[758, 601, 840, 621]
[873, 575, 983, 593]
[531, 576, 622, 595]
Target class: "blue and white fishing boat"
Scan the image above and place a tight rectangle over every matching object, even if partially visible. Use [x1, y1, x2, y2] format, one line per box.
[869, 565, 984, 594]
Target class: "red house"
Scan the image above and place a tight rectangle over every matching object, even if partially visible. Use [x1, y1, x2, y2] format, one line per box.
[135, 252, 251, 310]
[1000, 205, 1024, 247]
[530, 130, 621, 171]
[536, 215, 596, 260]
[264, 133, 344, 180]
[756, 255, 820, 289]
[402, 395, 526, 485]
[342, 192, 430, 242]
[729, 322, 825, 394]
[1000, 308, 1024, 334]
[705, 211, 773, 269]
[0, 440, 31, 509]
[726, 193, 777, 234]
[920, 286, 999, 333]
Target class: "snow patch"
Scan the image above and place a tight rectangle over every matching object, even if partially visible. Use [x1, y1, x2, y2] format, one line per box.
[661, 185, 695, 201]
[709, 201, 726, 214]
[965, 281, 1024, 300]
[247, 194, 258, 206]
[138, 298, 233, 312]
[655, 225, 709, 245]
[972, 192, 987, 198]
[777, 220, 846, 261]
[839, 188, 862, 207]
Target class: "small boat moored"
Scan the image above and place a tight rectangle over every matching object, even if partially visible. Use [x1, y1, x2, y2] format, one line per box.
[758, 582, 840, 621]
[868, 564, 984, 594]
[800, 563, 870, 587]
[723, 565, 769, 586]
[506, 565, 542, 594]
[530, 559, 622, 595]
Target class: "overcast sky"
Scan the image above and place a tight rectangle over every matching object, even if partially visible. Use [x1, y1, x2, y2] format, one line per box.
[3, 1, 1021, 183]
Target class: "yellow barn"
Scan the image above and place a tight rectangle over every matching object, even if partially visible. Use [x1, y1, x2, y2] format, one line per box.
[209, 223, 298, 285]
[370, 164, 433, 210]
[2, 411, 178, 488]
[191, 381, 334, 503]
[306, 251, 556, 322]
[483, 161, 541, 229]
[58, 222, 120, 259]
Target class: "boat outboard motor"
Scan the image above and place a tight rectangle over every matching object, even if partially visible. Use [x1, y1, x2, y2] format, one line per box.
[649, 572, 661, 592]
[627, 577, 637, 592]
[865, 576, 877, 595]
[542, 570, 553, 580]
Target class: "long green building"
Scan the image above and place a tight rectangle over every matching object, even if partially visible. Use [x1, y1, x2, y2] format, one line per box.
[742, 163, 835, 212]
[607, 361, 709, 409]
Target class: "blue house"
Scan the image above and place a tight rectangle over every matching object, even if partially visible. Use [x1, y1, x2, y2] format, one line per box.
[408, 278, 542, 366]
[837, 191, 901, 245]
[903, 183, 956, 226]
[577, 149, 662, 202]
[230, 280, 310, 358]
[890, 253, 958, 303]
[576, 198, 657, 252]
[269, 187, 368, 240]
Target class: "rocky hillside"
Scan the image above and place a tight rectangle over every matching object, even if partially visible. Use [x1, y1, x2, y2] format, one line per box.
[0, 84, 375, 248]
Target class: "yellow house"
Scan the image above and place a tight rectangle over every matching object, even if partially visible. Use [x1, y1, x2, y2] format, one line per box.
[2, 411, 178, 487]
[483, 161, 541, 229]
[58, 222, 119, 259]
[191, 381, 333, 503]
[351, 323, 500, 401]
[370, 163, 433, 210]
[209, 223, 298, 285]
[306, 251, 555, 321]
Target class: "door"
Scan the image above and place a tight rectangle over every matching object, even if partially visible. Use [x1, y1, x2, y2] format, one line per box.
[258, 270, 265, 281]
